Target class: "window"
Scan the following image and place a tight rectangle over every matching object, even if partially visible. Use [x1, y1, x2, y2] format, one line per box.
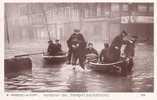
[101, 4, 110, 17]
[137, 4, 147, 12]
[65, 7, 70, 17]
[122, 4, 129, 11]
[97, 6, 101, 16]
[72, 8, 79, 17]
[85, 8, 89, 17]
[19, 5, 28, 16]
[149, 6, 153, 12]
[84, 7, 97, 17]
[111, 4, 120, 12]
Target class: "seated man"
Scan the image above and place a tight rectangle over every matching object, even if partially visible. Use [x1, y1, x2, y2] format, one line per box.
[100, 43, 110, 63]
[54, 39, 64, 55]
[47, 40, 55, 56]
[55, 39, 62, 52]
[85, 43, 98, 63]
[47, 40, 63, 56]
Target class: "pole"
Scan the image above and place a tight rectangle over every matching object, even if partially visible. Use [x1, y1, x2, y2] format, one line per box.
[41, 4, 51, 40]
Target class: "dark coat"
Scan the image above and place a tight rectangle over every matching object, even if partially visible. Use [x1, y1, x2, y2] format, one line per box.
[47, 43, 55, 55]
[47, 43, 62, 56]
[109, 34, 125, 61]
[100, 48, 110, 63]
[124, 40, 135, 57]
[85, 48, 98, 56]
[54, 43, 62, 52]
[67, 33, 86, 53]
[110, 34, 124, 50]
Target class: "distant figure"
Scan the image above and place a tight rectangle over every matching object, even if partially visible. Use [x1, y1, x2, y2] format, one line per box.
[67, 29, 86, 69]
[85, 43, 98, 63]
[100, 43, 110, 63]
[47, 40, 55, 56]
[109, 30, 128, 62]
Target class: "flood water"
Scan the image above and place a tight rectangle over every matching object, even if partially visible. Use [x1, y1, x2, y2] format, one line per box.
[5, 43, 154, 92]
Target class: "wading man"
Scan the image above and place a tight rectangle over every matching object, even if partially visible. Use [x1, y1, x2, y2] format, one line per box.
[67, 29, 86, 69]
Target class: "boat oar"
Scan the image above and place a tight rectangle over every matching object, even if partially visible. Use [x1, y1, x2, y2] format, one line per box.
[14, 52, 44, 58]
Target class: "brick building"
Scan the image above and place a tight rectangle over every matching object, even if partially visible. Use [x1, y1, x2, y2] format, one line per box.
[5, 3, 154, 45]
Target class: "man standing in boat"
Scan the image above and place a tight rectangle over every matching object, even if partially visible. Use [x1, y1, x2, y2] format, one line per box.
[67, 29, 86, 69]
[109, 30, 128, 62]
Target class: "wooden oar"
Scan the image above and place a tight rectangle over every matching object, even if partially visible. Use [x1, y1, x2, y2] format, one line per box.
[14, 52, 44, 58]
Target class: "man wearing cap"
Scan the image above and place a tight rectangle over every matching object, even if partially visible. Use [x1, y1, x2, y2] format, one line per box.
[67, 29, 86, 69]
[54, 39, 62, 53]
[123, 36, 138, 58]
[122, 36, 138, 72]
[109, 30, 128, 62]
[47, 40, 55, 56]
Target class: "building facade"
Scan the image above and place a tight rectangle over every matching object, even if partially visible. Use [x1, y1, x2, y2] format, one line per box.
[5, 3, 154, 44]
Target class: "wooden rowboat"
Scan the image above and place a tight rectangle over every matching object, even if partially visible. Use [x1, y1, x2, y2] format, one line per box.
[86, 58, 132, 76]
[42, 52, 67, 64]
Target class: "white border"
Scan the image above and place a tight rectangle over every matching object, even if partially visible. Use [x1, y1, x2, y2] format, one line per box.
[0, 0, 156, 100]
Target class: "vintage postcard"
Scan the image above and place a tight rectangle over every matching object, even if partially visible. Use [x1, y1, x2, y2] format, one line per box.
[0, 0, 156, 100]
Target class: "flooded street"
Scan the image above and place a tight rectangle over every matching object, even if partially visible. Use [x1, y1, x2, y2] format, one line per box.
[5, 43, 154, 92]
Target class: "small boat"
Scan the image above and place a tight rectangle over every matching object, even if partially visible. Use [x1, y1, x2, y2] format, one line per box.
[86, 58, 132, 76]
[42, 52, 67, 64]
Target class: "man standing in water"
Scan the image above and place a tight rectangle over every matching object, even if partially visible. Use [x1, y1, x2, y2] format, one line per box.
[123, 35, 138, 72]
[109, 30, 128, 62]
[67, 29, 86, 69]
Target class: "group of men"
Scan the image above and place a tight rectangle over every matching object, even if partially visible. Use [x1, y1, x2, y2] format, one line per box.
[47, 39, 62, 56]
[47, 29, 138, 70]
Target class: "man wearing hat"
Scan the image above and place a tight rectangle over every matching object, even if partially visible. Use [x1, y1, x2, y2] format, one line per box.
[54, 39, 62, 52]
[121, 35, 138, 73]
[47, 40, 55, 56]
[67, 29, 86, 69]
[123, 35, 138, 58]
[108, 30, 128, 62]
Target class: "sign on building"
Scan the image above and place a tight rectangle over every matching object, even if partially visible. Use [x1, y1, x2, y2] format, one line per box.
[121, 16, 153, 24]
[121, 16, 129, 24]
[135, 16, 153, 23]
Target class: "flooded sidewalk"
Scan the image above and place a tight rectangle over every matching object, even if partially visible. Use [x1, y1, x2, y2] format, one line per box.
[4, 43, 154, 92]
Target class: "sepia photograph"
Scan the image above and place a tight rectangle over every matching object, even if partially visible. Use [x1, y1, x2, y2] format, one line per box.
[4, 2, 154, 92]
